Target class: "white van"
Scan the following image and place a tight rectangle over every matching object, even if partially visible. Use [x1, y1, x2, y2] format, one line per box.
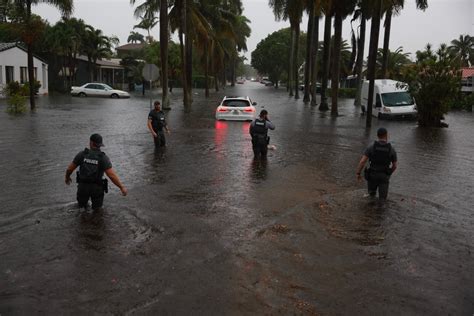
[362, 79, 417, 119]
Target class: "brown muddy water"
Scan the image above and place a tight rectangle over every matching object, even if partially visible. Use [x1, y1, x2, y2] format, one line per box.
[0, 82, 473, 314]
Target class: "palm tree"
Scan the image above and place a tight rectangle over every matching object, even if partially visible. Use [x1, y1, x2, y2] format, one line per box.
[381, 0, 427, 78]
[376, 46, 410, 79]
[84, 25, 118, 82]
[449, 34, 474, 67]
[352, 0, 370, 107]
[319, 1, 333, 111]
[330, 0, 356, 116]
[303, 0, 321, 103]
[269, 0, 305, 99]
[127, 31, 145, 43]
[365, 0, 382, 127]
[134, 16, 158, 43]
[12, 0, 73, 110]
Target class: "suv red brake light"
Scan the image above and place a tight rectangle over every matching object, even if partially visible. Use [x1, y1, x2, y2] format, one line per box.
[243, 108, 255, 112]
[217, 107, 228, 112]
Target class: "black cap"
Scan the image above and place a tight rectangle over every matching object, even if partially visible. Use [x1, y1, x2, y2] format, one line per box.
[377, 127, 388, 137]
[260, 109, 268, 117]
[90, 133, 104, 147]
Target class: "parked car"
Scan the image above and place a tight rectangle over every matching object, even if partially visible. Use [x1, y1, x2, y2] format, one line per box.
[362, 79, 417, 119]
[71, 83, 130, 98]
[236, 78, 245, 84]
[299, 83, 321, 93]
[215, 96, 257, 121]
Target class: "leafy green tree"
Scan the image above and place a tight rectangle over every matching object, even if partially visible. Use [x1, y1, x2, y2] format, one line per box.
[401, 44, 460, 127]
[84, 25, 118, 82]
[252, 28, 291, 88]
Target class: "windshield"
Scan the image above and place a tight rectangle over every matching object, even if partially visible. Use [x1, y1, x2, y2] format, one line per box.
[381, 92, 414, 107]
[222, 100, 251, 107]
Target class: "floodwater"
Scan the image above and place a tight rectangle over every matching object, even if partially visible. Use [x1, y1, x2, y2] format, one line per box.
[0, 82, 473, 314]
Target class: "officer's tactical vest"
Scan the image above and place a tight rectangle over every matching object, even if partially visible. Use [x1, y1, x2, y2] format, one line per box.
[253, 119, 267, 135]
[370, 141, 392, 171]
[154, 112, 165, 130]
[78, 148, 103, 183]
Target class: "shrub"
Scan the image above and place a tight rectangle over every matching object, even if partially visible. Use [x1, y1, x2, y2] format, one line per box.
[3, 81, 28, 115]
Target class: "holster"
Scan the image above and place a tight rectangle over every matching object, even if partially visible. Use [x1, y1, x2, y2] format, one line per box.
[363, 168, 370, 181]
[102, 179, 109, 194]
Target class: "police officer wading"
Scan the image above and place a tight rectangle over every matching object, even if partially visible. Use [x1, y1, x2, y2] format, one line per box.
[65, 134, 127, 210]
[147, 101, 170, 147]
[356, 127, 398, 200]
[249, 110, 275, 159]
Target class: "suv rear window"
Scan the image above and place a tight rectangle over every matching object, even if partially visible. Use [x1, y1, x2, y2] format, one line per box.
[223, 100, 250, 107]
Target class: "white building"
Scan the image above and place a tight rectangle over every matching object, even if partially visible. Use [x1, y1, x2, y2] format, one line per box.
[0, 42, 48, 96]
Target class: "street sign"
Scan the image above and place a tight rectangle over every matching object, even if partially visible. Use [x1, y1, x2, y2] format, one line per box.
[142, 63, 160, 81]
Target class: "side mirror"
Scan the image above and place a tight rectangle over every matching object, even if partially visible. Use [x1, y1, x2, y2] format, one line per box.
[252, 102, 257, 105]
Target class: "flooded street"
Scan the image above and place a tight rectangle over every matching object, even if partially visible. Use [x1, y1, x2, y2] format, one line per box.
[1, 82, 473, 314]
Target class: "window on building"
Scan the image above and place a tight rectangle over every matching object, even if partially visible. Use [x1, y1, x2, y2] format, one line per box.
[34, 67, 37, 80]
[0, 66, 3, 84]
[20, 67, 28, 83]
[5, 66, 14, 83]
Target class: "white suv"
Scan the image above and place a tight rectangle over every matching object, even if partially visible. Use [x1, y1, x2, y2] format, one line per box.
[215, 96, 257, 121]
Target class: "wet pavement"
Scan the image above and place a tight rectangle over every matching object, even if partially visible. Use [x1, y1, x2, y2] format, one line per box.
[0, 82, 473, 314]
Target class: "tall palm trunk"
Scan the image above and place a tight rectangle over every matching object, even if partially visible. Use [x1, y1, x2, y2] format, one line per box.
[319, 14, 331, 111]
[310, 13, 320, 106]
[294, 22, 300, 99]
[186, 35, 193, 93]
[160, 0, 170, 109]
[288, 25, 295, 97]
[303, 0, 315, 102]
[230, 56, 236, 87]
[204, 45, 209, 98]
[366, 0, 382, 127]
[26, 0, 35, 110]
[381, 7, 392, 79]
[180, 0, 190, 109]
[354, 10, 366, 107]
[331, 12, 343, 116]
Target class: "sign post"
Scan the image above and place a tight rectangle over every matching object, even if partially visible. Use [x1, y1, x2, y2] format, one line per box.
[142, 64, 160, 110]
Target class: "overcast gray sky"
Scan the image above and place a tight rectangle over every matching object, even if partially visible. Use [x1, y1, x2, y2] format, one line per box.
[33, 0, 473, 62]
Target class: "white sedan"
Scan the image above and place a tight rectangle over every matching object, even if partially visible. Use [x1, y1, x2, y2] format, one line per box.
[71, 83, 130, 98]
[215, 96, 257, 121]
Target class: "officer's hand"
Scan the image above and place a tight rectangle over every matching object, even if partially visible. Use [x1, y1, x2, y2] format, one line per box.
[357, 174, 362, 182]
[166, 129, 171, 135]
[152, 132, 157, 138]
[120, 187, 128, 196]
[65, 177, 72, 185]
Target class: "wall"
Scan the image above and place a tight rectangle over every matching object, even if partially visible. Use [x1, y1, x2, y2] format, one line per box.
[0, 46, 48, 96]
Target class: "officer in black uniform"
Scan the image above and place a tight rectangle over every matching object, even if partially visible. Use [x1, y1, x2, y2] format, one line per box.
[147, 101, 170, 147]
[249, 109, 275, 159]
[356, 127, 398, 200]
[65, 134, 127, 210]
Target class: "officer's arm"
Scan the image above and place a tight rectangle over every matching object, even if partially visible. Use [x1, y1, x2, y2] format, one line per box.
[356, 155, 369, 177]
[266, 120, 275, 130]
[147, 118, 157, 137]
[104, 168, 128, 196]
[65, 162, 77, 185]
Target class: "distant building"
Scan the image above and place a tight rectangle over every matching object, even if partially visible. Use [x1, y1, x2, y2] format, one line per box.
[461, 67, 473, 93]
[0, 42, 49, 96]
[115, 43, 146, 58]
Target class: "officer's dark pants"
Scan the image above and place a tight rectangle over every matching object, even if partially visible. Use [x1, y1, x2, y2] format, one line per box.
[77, 183, 104, 210]
[153, 131, 166, 147]
[252, 140, 268, 158]
[367, 172, 390, 199]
